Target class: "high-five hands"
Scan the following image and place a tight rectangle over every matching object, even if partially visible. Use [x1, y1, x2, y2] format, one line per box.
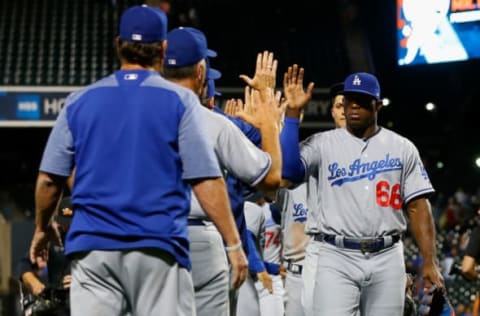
[283, 64, 315, 118]
[239, 50, 277, 94]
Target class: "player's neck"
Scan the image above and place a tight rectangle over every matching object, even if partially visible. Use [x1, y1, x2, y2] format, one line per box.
[347, 124, 379, 140]
[120, 62, 155, 71]
[168, 78, 202, 98]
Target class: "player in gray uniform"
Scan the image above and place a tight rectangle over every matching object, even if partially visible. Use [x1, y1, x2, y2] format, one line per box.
[274, 81, 346, 316]
[302, 82, 347, 315]
[162, 27, 282, 316]
[257, 199, 285, 316]
[275, 182, 310, 315]
[237, 200, 265, 316]
[280, 68, 444, 315]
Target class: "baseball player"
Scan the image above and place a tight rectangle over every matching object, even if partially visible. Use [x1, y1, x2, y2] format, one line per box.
[237, 198, 284, 316]
[237, 200, 266, 316]
[29, 5, 247, 316]
[280, 68, 444, 315]
[274, 81, 346, 316]
[162, 27, 282, 316]
[213, 50, 283, 316]
[258, 198, 285, 316]
[239, 196, 285, 316]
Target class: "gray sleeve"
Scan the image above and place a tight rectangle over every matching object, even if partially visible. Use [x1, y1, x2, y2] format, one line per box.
[179, 92, 222, 180]
[39, 105, 75, 176]
[216, 118, 271, 187]
[402, 140, 435, 203]
[300, 133, 323, 180]
[244, 201, 265, 237]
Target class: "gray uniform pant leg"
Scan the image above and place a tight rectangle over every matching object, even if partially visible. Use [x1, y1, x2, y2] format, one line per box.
[312, 241, 405, 316]
[258, 274, 285, 316]
[301, 239, 320, 316]
[189, 224, 229, 316]
[236, 274, 260, 316]
[285, 270, 305, 316]
[70, 249, 196, 316]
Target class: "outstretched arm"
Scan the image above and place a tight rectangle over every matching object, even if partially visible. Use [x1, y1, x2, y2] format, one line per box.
[279, 64, 314, 183]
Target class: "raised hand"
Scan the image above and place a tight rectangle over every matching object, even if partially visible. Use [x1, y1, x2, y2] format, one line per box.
[234, 87, 282, 130]
[223, 98, 237, 117]
[283, 64, 315, 118]
[239, 50, 277, 94]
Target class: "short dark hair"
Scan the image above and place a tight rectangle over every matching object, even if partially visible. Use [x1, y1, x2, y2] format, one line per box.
[329, 82, 344, 100]
[329, 82, 344, 107]
[116, 38, 164, 68]
[162, 64, 197, 80]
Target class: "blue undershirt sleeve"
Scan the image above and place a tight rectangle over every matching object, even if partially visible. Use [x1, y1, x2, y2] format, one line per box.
[264, 261, 280, 275]
[247, 230, 266, 273]
[280, 117, 306, 182]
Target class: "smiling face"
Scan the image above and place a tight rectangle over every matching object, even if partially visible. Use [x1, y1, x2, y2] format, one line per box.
[343, 93, 381, 137]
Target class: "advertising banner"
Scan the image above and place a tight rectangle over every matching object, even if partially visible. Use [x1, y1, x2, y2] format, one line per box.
[0, 86, 335, 128]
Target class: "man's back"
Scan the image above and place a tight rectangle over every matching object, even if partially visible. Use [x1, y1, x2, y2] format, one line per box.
[41, 69, 218, 269]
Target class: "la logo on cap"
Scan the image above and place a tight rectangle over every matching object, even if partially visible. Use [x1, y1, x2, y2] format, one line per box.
[132, 34, 142, 41]
[353, 75, 361, 86]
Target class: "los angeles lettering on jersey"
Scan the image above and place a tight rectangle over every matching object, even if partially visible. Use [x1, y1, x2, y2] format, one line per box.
[327, 153, 402, 186]
[292, 203, 307, 223]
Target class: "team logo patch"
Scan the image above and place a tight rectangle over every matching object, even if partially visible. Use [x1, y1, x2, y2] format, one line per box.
[328, 153, 403, 186]
[292, 203, 307, 223]
[419, 164, 431, 182]
[131, 34, 142, 41]
[352, 75, 362, 86]
[124, 74, 138, 80]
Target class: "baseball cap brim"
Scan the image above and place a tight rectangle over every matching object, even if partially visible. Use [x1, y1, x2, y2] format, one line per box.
[207, 68, 221, 80]
[207, 49, 217, 58]
[340, 89, 380, 101]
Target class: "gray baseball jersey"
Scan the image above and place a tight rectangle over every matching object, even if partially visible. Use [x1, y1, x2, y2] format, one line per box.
[300, 127, 434, 237]
[188, 108, 271, 316]
[260, 202, 281, 264]
[274, 184, 310, 262]
[190, 108, 271, 218]
[243, 202, 285, 316]
[244, 201, 265, 243]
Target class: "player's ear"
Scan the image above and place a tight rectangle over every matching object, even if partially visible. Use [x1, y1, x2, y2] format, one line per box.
[160, 40, 167, 60]
[375, 100, 383, 111]
[197, 62, 206, 82]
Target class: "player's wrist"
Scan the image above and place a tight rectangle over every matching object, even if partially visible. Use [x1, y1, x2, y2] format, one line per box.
[225, 241, 242, 252]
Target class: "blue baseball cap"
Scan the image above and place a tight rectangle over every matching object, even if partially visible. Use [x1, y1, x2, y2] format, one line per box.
[340, 72, 381, 101]
[119, 5, 168, 43]
[206, 79, 222, 98]
[165, 27, 217, 67]
[206, 67, 222, 98]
